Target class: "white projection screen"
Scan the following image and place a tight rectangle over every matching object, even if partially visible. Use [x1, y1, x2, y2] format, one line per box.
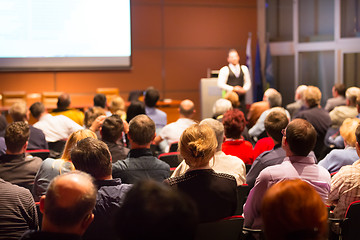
[0, 0, 132, 71]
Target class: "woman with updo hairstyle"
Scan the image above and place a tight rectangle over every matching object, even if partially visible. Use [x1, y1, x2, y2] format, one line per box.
[222, 109, 255, 164]
[164, 123, 237, 223]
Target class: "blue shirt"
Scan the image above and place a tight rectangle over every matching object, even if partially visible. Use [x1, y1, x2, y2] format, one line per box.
[318, 147, 359, 174]
[145, 106, 167, 129]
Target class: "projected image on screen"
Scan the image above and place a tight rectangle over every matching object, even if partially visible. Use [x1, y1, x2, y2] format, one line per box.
[0, 0, 131, 71]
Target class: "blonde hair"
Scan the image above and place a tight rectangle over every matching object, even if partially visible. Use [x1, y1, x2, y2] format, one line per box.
[340, 118, 360, 147]
[179, 124, 217, 168]
[61, 129, 97, 161]
[224, 91, 240, 108]
[110, 96, 126, 117]
[304, 86, 321, 107]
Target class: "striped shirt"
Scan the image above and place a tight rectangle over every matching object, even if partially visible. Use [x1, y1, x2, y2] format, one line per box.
[328, 159, 360, 218]
[0, 178, 38, 240]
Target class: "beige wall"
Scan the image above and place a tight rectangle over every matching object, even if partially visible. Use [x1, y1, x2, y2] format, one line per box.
[0, 0, 257, 121]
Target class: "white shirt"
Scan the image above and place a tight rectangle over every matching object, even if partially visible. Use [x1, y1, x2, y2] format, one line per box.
[171, 151, 246, 186]
[33, 114, 83, 142]
[217, 64, 251, 92]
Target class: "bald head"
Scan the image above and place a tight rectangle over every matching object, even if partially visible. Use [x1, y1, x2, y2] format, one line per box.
[41, 171, 97, 233]
[179, 99, 195, 118]
[57, 93, 71, 109]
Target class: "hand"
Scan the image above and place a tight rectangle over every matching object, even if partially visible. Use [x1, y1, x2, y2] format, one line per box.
[122, 119, 129, 134]
[233, 86, 246, 94]
[89, 115, 106, 132]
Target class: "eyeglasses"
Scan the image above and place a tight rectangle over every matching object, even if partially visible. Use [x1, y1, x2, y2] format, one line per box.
[281, 129, 286, 137]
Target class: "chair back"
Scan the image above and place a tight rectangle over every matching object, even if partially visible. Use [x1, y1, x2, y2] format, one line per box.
[158, 152, 182, 172]
[169, 141, 179, 152]
[42, 92, 62, 108]
[342, 200, 360, 240]
[26, 149, 50, 160]
[235, 184, 251, 215]
[195, 215, 244, 240]
[2, 91, 26, 107]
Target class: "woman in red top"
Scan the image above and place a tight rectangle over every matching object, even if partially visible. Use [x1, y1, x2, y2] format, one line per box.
[222, 109, 255, 164]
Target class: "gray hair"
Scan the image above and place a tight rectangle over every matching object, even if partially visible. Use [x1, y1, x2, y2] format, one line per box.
[200, 118, 224, 151]
[212, 99, 232, 117]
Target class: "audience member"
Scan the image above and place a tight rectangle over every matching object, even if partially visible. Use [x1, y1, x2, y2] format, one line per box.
[0, 137, 5, 155]
[319, 118, 360, 173]
[328, 124, 360, 218]
[0, 179, 38, 240]
[295, 86, 331, 160]
[212, 98, 232, 120]
[286, 85, 308, 119]
[329, 86, 360, 128]
[224, 91, 241, 109]
[112, 115, 170, 183]
[144, 87, 167, 130]
[262, 179, 328, 240]
[164, 123, 237, 223]
[100, 115, 129, 163]
[246, 110, 289, 189]
[71, 138, 132, 240]
[109, 96, 126, 120]
[249, 88, 290, 140]
[9, 101, 48, 150]
[94, 93, 111, 116]
[126, 100, 145, 123]
[51, 93, 85, 126]
[244, 119, 331, 229]
[325, 83, 347, 112]
[0, 122, 42, 189]
[33, 129, 97, 201]
[114, 180, 198, 240]
[247, 88, 276, 128]
[222, 109, 254, 164]
[20, 171, 97, 240]
[0, 115, 7, 137]
[153, 99, 196, 152]
[83, 107, 107, 139]
[172, 118, 246, 185]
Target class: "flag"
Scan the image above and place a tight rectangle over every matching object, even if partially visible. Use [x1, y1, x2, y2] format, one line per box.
[253, 39, 263, 102]
[265, 42, 275, 88]
[245, 32, 253, 104]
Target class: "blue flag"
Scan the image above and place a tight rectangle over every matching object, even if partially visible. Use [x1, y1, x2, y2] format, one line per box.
[253, 39, 263, 102]
[265, 42, 275, 88]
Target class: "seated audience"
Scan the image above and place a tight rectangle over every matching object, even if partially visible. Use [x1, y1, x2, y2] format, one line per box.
[50, 93, 85, 126]
[83, 107, 107, 139]
[126, 100, 145, 123]
[172, 118, 246, 185]
[325, 83, 347, 112]
[109, 96, 126, 120]
[0, 178, 38, 240]
[295, 86, 331, 160]
[9, 101, 48, 150]
[0, 115, 7, 137]
[262, 179, 328, 240]
[212, 98, 232, 120]
[244, 119, 331, 229]
[20, 171, 97, 240]
[328, 124, 360, 219]
[112, 115, 170, 183]
[221, 109, 254, 164]
[164, 123, 237, 223]
[144, 87, 167, 130]
[0, 122, 42, 190]
[286, 85, 307, 119]
[0, 137, 5, 155]
[100, 115, 129, 163]
[94, 93, 111, 116]
[253, 136, 274, 159]
[153, 99, 196, 152]
[33, 129, 97, 201]
[319, 118, 360, 173]
[329, 86, 360, 128]
[224, 91, 241, 109]
[249, 88, 290, 140]
[71, 138, 132, 240]
[246, 110, 289, 189]
[114, 180, 198, 240]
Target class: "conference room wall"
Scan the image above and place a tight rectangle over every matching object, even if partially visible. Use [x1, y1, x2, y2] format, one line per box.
[0, 0, 257, 121]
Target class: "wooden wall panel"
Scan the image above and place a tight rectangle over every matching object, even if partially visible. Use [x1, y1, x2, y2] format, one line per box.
[0, 72, 54, 92]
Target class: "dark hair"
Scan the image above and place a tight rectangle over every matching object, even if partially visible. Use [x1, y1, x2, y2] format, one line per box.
[126, 100, 145, 123]
[94, 94, 107, 108]
[144, 87, 160, 108]
[84, 107, 106, 129]
[115, 180, 198, 240]
[128, 114, 155, 145]
[265, 110, 289, 143]
[5, 121, 30, 153]
[71, 138, 112, 179]
[101, 115, 124, 143]
[44, 171, 97, 228]
[57, 93, 71, 109]
[29, 102, 45, 119]
[285, 119, 317, 156]
[222, 109, 246, 139]
[334, 83, 346, 97]
[356, 124, 360, 145]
